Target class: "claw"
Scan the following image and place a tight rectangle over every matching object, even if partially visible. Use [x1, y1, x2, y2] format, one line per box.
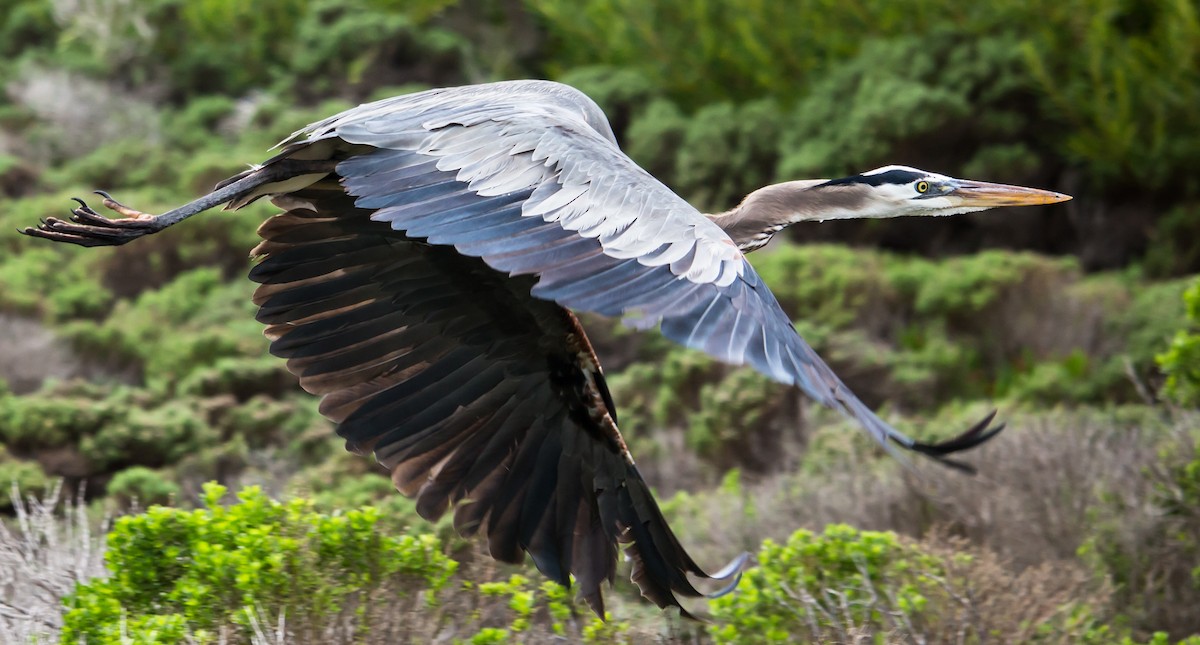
[93, 190, 112, 200]
[18, 194, 162, 247]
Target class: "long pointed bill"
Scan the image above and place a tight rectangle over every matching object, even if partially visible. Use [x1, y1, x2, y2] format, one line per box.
[948, 180, 1072, 207]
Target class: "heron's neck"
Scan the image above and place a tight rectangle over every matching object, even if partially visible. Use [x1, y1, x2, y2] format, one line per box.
[708, 181, 869, 253]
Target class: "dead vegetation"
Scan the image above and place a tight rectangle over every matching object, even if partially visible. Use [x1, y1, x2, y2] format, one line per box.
[0, 481, 107, 642]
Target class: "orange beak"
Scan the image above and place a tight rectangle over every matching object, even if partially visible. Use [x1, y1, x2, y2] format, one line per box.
[947, 180, 1072, 207]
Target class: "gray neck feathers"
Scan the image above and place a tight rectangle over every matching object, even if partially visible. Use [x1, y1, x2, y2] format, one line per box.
[708, 181, 867, 252]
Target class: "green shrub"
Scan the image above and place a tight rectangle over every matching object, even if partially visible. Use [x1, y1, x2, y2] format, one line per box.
[61, 266, 264, 389]
[776, 32, 1030, 179]
[287, 0, 466, 102]
[177, 355, 295, 400]
[82, 399, 217, 471]
[1158, 279, 1200, 406]
[688, 369, 782, 466]
[0, 444, 50, 508]
[709, 524, 1117, 644]
[1123, 634, 1200, 645]
[106, 466, 180, 508]
[289, 452, 460, 546]
[0, 383, 124, 452]
[1078, 431, 1200, 638]
[61, 483, 459, 644]
[1023, 0, 1200, 190]
[462, 574, 631, 644]
[708, 524, 943, 643]
[45, 138, 177, 193]
[164, 95, 238, 151]
[0, 246, 113, 320]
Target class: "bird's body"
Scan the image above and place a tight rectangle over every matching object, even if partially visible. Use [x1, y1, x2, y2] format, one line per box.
[23, 79, 1070, 618]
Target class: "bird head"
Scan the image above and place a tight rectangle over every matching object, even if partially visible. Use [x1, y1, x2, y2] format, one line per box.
[711, 165, 1072, 252]
[813, 165, 1072, 220]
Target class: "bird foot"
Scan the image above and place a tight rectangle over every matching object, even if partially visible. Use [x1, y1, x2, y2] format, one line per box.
[21, 192, 163, 247]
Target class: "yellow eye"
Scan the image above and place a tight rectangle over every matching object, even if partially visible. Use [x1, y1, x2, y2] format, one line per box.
[916, 181, 930, 193]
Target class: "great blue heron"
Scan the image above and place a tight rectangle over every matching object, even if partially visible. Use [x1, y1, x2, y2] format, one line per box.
[22, 80, 1070, 618]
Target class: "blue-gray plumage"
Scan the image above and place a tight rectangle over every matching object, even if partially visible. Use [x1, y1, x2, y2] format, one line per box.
[21, 79, 1071, 619]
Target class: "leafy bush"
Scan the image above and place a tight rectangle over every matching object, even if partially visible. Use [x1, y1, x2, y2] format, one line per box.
[0, 382, 218, 475]
[60, 266, 264, 388]
[106, 466, 180, 508]
[0, 246, 113, 320]
[1023, 0, 1200, 190]
[55, 482, 644, 643]
[0, 381, 125, 453]
[463, 574, 631, 644]
[708, 524, 942, 642]
[61, 483, 459, 643]
[1158, 280, 1200, 406]
[776, 31, 1032, 179]
[0, 444, 49, 508]
[1079, 428, 1200, 638]
[708, 524, 1114, 644]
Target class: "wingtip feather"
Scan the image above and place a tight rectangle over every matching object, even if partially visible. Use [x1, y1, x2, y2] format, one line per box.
[903, 410, 1005, 474]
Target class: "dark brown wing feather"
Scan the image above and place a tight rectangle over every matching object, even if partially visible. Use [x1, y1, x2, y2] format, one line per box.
[248, 186, 746, 617]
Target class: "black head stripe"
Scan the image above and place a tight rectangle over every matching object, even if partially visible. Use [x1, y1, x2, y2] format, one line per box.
[819, 169, 925, 188]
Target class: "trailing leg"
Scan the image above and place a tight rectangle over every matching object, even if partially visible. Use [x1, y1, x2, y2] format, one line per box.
[21, 159, 337, 247]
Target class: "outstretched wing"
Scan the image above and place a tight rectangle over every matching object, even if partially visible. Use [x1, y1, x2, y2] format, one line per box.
[279, 80, 1001, 468]
[250, 189, 747, 617]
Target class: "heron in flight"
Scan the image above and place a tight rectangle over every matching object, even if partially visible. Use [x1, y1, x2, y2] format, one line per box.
[22, 80, 1070, 618]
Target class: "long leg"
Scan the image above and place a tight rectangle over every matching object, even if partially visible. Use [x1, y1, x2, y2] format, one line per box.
[20, 159, 338, 247]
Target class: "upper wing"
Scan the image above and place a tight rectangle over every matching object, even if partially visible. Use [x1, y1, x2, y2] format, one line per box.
[280, 80, 1001, 468]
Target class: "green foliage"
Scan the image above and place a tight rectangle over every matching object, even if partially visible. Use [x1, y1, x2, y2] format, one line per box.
[708, 524, 943, 642]
[896, 250, 1077, 318]
[107, 466, 180, 508]
[61, 483, 459, 644]
[293, 454, 458, 544]
[707, 523, 1126, 643]
[44, 138, 177, 193]
[31, 0, 464, 103]
[288, 0, 465, 101]
[1123, 635, 1200, 645]
[460, 574, 630, 644]
[0, 382, 217, 475]
[1146, 205, 1200, 279]
[1078, 431, 1200, 638]
[61, 266, 263, 389]
[1158, 279, 1200, 406]
[0, 246, 113, 320]
[0, 444, 50, 508]
[0, 0, 56, 59]
[1023, 0, 1200, 190]
[777, 32, 1030, 178]
[81, 399, 217, 471]
[689, 369, 778, 460]
[0, 382, 125, 452]
[534, 0, 1200, 201]
[530, 0, 979, 107]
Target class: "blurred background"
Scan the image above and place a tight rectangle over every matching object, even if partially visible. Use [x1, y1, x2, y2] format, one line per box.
[0, 0, 1198, 642]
